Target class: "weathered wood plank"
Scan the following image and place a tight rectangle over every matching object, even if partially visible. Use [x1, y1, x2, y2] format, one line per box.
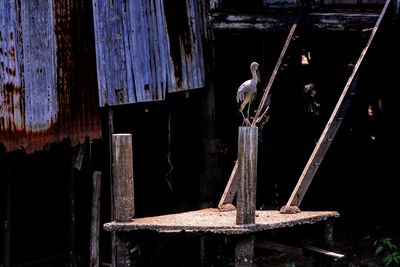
[209, 10, 380, 32]
[284, 0, 392, 208]
[90, 171, 102, 267]
[21, 0, 57, 133]
[112, 134, 135, 222]
[92, 0, 205, 106]
[1, 0, 102, 153]
[0, 0, 24, 132]
[236, 126, 258, 225]
[106, 108, 117, 267]
[218, 161, 239, 209]
[104, 209, 340, 234]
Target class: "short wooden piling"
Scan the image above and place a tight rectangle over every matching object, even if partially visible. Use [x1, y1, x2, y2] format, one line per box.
[112, 134, 135, 222]
[235, 126, 258, 266]
[236, 126, 258, 225]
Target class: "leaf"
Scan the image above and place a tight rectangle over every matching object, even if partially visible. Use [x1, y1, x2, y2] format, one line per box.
[376, 246, 384, 256]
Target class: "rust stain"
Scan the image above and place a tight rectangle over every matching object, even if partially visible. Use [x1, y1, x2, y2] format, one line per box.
[9, 46, 15, 61]
[0, 0, 102, 153]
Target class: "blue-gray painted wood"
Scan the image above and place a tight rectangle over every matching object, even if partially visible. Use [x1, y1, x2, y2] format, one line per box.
[21, 0, 57, 133]
[0, 0, 24, 131]
[1, 0, 102, 152]
[92, 0, 205, 106]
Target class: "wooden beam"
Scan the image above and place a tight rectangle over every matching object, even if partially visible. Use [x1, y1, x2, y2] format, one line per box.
[218, 161, 239, 209]
[90, 171, 102, 267]
[303, 245, 345, 259]
[283, 0, 392, 209]
[112, 134, 135, 222]
[308, 11, 380, 31]
[209, 10, 379, 32]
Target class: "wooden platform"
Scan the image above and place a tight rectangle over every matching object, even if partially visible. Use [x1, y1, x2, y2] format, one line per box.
[104, 208, 339, 235]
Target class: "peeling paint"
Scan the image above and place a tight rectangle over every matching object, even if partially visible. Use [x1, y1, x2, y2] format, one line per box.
[92, 0, 205, 106]
[0, 0, 101, 152]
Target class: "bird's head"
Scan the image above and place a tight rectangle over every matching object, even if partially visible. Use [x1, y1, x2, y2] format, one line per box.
[250, 62, 260, 82]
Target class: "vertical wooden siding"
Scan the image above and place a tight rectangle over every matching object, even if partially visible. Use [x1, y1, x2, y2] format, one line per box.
[21, 0, 58, 133]
[0, 0, 24, 132]
[92, 0, 205, 106]
[0, 0, 101, 152]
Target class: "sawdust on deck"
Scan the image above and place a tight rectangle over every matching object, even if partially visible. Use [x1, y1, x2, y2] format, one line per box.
[104, 208, 339, 234]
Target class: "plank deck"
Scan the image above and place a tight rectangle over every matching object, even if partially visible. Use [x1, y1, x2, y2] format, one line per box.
[104, 208, 339, 234]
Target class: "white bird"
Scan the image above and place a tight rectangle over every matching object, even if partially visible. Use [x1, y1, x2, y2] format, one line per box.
[236, 62, 260, 125]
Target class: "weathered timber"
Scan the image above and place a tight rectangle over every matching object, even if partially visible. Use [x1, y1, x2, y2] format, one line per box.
[235, 235, 255, 267]
[4, 160, 11, 267]
[302, 245, 345, 259]
[200, 2, 221, 208]
[104, 209, 340, 234]
[236, 127, 258, 225]
[69, 146, 79, 267]
[209, 12, 297, 31]
[74, 144, 86, 171]
[90, 171, 102, 267]
[209, 10, 380, 31]
[92, 0, 205, 105]
[107, 108, 116, 267]
[308, 11, 380, 31]
[112, 134, 135, 222]
[115, 233, 133, 267]
[324, 219, 334, 247]
[284, 0, 392, 208]
[218, 161, 239, 209]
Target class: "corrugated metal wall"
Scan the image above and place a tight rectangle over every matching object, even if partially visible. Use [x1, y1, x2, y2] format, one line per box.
[92, 0, 205, 106]
[0, 0, 101, 152]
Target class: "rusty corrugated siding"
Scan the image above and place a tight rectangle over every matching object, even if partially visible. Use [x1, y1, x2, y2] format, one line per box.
[0, 0, 101, 152]
[92, 0, 205, 106]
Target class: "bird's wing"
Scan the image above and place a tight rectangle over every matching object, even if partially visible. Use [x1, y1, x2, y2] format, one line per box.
[236, 80, 252, 103]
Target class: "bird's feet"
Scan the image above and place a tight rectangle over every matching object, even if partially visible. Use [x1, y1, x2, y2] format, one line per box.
[242, 118, 251, 126]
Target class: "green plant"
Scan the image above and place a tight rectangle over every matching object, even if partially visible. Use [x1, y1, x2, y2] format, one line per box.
[375, 237, 400, 266]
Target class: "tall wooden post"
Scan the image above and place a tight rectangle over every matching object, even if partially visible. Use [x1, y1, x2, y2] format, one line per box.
[236, 126, 258, 225]
[112, 134, 135, 267]
[112, 134, 135, 222]
[235, 126, 258, 267]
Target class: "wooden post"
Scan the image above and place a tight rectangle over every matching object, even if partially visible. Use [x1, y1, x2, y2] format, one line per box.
[235, 236, 255, 267]
[115, 233, 133, 267]
[235, 126, 258, 267]
[324, 219, 334, 247]
[4, 155, 11, 267]
[68, 146, 80, 267]
[106, 107, 117, 267]
[112, 134, 135, 222]
[90, 171, 102, 267]
[236, 126, 258, 225]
